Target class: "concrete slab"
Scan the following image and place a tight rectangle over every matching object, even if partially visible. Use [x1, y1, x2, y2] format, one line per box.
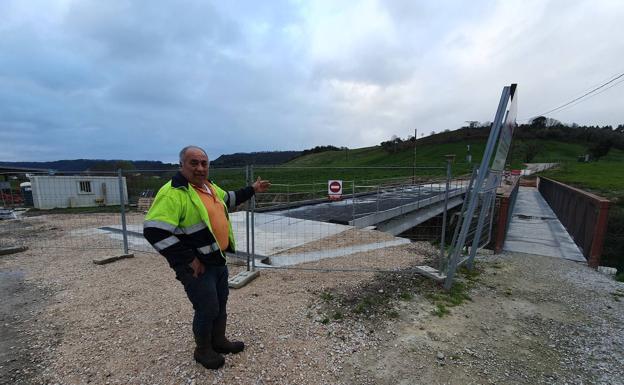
[503, 187, 585, 262]
[98, 214, 352, 257]
[229, 270, 260, 289]
[266, 238, 411, 266]
[228, 212, 352, 256]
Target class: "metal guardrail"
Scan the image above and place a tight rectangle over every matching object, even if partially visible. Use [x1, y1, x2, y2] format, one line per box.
[493, 176, 521, 253]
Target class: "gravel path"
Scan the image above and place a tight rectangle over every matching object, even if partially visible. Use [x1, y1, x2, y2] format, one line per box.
[337, 252, 624, 385]
[1, 214, 623, 384]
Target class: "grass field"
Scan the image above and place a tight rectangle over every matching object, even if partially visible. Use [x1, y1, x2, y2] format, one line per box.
[541, 149, 624, 275]
[285, 139, 590, 172]
[541, 149, 624, 197]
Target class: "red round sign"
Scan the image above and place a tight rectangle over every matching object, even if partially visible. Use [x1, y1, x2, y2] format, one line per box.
[329, 181, 341, 193]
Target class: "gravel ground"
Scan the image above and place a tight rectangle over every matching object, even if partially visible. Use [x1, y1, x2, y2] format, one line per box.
[1, 215, 623, 385]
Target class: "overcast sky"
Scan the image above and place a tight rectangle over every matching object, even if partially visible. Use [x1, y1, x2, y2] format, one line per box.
[1, 0, 623, 162]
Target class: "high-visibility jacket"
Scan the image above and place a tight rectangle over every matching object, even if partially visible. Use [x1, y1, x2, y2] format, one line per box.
[143, 171, 255, 268]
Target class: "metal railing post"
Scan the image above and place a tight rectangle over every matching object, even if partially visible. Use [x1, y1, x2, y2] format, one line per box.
[450, 168, 477, 249]
[117, 169, 129, 255]
[245, 165, 250, 271]
[250, 165, 256, 271]
[439, 157, 452, 270]
[351, 181, 356, 223]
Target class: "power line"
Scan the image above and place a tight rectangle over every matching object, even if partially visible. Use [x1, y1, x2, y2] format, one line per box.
[543, 77, 624, 116]
[520, 71, 624, 121]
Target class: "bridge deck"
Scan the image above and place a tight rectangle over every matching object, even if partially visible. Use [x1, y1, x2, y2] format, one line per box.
[269, 185, 463, 226]
[503, 187, 586, 262]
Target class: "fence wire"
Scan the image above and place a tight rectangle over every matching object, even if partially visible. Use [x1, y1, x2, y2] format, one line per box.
[0, 165, 500, 291]
[0, 171, 125, 251]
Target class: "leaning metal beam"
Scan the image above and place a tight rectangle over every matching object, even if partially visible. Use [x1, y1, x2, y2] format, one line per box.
[444, 85, 512, 290]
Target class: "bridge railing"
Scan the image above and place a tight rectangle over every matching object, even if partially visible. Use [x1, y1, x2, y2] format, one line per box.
[493, 175, 521, 253]
[537, 177, 610, 267]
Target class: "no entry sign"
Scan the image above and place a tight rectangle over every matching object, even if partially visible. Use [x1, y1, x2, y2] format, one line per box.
[328, 180, 343, 200]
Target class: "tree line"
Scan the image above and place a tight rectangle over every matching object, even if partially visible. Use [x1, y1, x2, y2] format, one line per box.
[380, 117, 624, 162]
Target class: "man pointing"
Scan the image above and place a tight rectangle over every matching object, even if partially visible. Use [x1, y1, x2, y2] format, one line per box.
[143, 145, 270, 369]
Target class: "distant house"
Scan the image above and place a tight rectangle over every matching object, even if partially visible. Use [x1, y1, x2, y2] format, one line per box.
[29, 175, 128, 209]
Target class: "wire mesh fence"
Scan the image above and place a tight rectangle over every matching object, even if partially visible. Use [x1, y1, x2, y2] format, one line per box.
[1, 164, 490, 287]
[0, 171, 126, 251]
[247, 166, 463, 272]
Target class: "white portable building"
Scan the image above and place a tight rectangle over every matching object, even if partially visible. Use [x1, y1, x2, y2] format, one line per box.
[29, 175, 128, 209]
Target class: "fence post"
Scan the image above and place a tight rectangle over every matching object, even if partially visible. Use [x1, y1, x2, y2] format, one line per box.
[351, 180, 356, 223]
[117, 169, 129, 255]
[450, 168, 476, 249]
[245, 165, 250, 271]
[439, 157, 452, 270]
[250, 165, 256, 271]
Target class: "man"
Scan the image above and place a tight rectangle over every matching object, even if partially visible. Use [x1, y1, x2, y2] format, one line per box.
[143, 146, 270, 369]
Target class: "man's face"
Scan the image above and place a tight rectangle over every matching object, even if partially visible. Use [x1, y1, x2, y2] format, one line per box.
[180, 148, 209, 186]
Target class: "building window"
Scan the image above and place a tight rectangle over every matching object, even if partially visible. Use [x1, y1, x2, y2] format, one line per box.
[78, 181, 93, 194]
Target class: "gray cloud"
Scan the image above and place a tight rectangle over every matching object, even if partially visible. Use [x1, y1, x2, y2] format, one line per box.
[0, 0, 623, 163]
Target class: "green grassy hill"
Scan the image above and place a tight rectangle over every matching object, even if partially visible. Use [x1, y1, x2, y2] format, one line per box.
[286, 138, 595, 174]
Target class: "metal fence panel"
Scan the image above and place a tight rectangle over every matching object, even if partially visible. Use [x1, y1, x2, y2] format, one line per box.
[249, 166, 453, 272]
[0, 171, 125, 252]
[2, 164, 470, 277]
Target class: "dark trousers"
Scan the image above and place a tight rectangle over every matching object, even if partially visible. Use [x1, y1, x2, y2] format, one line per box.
[174, 264, 229, 340]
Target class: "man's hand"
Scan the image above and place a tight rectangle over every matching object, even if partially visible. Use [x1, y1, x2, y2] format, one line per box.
[189, 257, 205, 278]
[252, 177, 271, 193]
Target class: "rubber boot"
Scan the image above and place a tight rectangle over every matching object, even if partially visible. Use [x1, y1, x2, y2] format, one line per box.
[194, 334, 225, 369]
[212, 315, 245, 354]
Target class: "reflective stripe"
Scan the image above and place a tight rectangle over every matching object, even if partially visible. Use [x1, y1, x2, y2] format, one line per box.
[144, 220, 177, 233]
[181, 222, 207, 235]
[197, 242, 220, 254]
[228, 191, 236, 208]
[153, 235, 180, 251]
